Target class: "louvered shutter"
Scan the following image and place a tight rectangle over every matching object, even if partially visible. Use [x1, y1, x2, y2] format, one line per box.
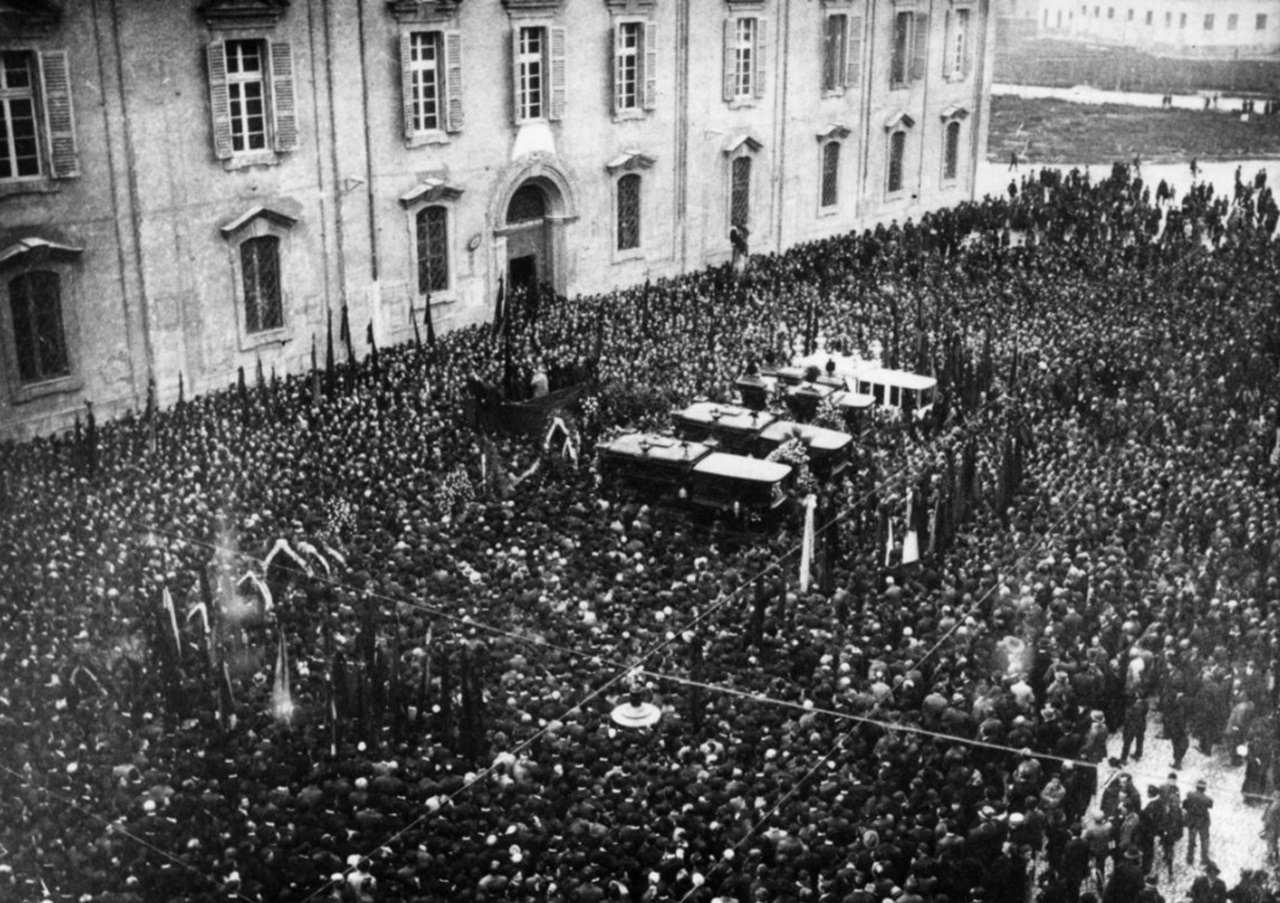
[270, 41, 297, 152]
[846, 15, 862, 87]
[444, 31, 464, 132]
[38, 51, 78, 179]
[911, 13, 929, 82]
[548, 26, 567, 120]
[723, 19, 735, 101]
[511, 28, 522, 123]
[207, 41, 234, 160]
[754, 18, 768, 98]
[610, 25, 620, 114]
[942, 11, 952, 79]
[642, 21, 657, 110]
[962, 14, 973, 79]
[401, 32, 416, 139]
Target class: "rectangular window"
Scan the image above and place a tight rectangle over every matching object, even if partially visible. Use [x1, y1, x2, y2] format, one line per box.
[241, 235, 283, 333]
[891, 11, 911, 86]
[947, 9, 970, 79]
[1145, 11, 1153, 25]
[733, 17, 756, 98]
[1204, 14, 1214, 31]
[616, 22, 642, 111]
[407, 32, 441, 132]
[887, 130, 905, 193]
[1165, 12, 1172, 27]
[1127, 9, 1133, 21]
[820, 141, 840, 209]
[1107, 8, 1114, 20]
[1259, 14, 1268, 30]
[616, 173, 641, 251]
[823, 14, 848, 93]
[944, 120, 960, 180]
[730, 155, 751, 227]
[1180, 13, 1187, 28]
[0, 51, 40, 180]
[1227, 14, 1238, 31]
[516, 27, 544, 121]
[225, 40, 268, 153]
[416, 205, 449, 294]
[9, 270, 69, 384]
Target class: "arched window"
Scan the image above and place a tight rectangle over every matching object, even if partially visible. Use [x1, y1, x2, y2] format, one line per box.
[820, 141, 840, 209]
[616, 173, 641, 251]
[887, 130, 906, 194]
[507, 183, 547, 224]
[9, 269, 68, 383]
[240, 235, 283, 333]
[944, 121, 961, 181]
[416, 205, 449, 294]
[730, 155, 752, 228]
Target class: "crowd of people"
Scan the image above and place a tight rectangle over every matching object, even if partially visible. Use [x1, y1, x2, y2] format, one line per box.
[2, 162, 1280, 903]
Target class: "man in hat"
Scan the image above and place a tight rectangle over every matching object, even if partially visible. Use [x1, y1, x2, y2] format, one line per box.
[1182, 779, 1214, 867]
[1101, 846, 1144, 903]
[1188, 862, 1226, 903]
[1136, 874, 1165, 903]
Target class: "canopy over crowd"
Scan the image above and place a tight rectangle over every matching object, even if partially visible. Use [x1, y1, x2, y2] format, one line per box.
[1, 163, 1279, 903]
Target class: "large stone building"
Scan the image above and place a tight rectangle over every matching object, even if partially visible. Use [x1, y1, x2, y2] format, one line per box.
[0, 0, 994, 438]
[1035, 0, 1280, 56]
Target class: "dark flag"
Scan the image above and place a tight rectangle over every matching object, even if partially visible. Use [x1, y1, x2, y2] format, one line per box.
[366, 320, 379, 378]
[84, 401, 97, 477]
[424, 294, 437, 348]
[325, 309, 336, 389]
[411, 301, 423, 351]
[311, 335, 321, 408]
[493, 275, 506, 339]
[177, 372, 185, 410]
[340, 304, 355, 365]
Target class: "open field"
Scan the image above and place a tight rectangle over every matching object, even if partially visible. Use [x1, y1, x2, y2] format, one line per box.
[988, 93, 1280, 164]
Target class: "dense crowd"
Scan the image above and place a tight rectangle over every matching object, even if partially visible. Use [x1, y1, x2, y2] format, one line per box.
[2, 162, 1280, 903]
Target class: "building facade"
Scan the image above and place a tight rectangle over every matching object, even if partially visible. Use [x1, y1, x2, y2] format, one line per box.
[1036, 0, 1280, 56]
[0, 0, 994, 438]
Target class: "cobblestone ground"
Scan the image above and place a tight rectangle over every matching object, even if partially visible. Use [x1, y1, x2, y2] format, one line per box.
[1067, 713, 1273, 901]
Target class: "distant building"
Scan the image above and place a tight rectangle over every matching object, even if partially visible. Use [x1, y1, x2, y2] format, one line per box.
[1034, 0, 1280, 57]
[0, 0, 994, 438]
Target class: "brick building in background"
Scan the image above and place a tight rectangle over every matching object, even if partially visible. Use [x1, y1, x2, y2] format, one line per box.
[0, 0, 993, 438]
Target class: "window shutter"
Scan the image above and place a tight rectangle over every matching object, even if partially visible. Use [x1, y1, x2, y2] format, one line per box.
[846, 15, 862, 87]
[754, 18, 768, 98]
[207, 41, 234, 160]
[643, 21, 657, 111]
[942, 11, 952, 79]
[38, 50, 79, 179]
[610, 25, 620, 114]
[549, 26, 567, 120]
[911, 12, 929, 82]
[962, 18, 973, 78]
[270, 41, 298, 152]
[510, 28, 522, 124]
[444, 31, 464, 132]
[401, 32, 415, 139]
[723, 19, 735, 101]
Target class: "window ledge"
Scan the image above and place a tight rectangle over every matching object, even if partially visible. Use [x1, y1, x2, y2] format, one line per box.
[612, 109, 649, 123]
[727, 97, 759, 110]
[416, 291, 458, 306]
[222, 151, 283, 172]
[407, 130, 452, 148]
[10, 374, 82, 405]
[818, 205, 840, 218]
[821, 87, 847, 99]
[612, 247, 645, 264]
[0, 179, 60, 199]
[239, 326, 292, 352]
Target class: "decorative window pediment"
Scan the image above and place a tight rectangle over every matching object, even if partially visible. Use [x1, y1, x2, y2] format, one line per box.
[884, 110, 915, 130]
[603, 0, 655, 12]
[0, 0, 63, 38]
[0, 236, 82, 270]
[605, 151, 655, 174]
[722, 130, 764, 155]
[219, 203, 299, 238]
[398, 177, 464, 208]
[198, 0, 290, 31]
[815, 123, 851, 142]
[387, 0, 462, 24]
[502, 0, 562, 15]
[940, 104, 970, 121]
[725, 0, 765, 9]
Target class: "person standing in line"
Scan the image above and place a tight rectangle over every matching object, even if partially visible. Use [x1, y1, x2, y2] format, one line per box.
[1164, 690, 1190, 769]
[1120, 693, 1148, 763]
[1182, 779, 1214, 867]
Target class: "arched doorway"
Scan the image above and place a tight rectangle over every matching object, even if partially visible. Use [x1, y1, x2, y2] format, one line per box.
[505, 181, 551, 295]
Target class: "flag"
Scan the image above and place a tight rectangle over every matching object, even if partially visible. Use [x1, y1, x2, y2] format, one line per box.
[366, 320, 379, 376]
[884, 515, 894, 568]
[311, 335, 321, 408]
[493, 275, 506, 338]
[411, 301, 423, 350]
[424, 293, 437, 348]
[272, 631, 293, 724]
[902, 492, 920, 566]
[145, 376, 157, 456]
[800, 494, 816, 592]
[340, 305, 354, 364]
[162, 586, 182, 660]
[177, 372, 185, 408]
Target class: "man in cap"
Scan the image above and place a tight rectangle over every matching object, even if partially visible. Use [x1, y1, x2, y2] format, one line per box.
[1187, 861, 1226, 903]
[1182, 779, 1214, 867]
